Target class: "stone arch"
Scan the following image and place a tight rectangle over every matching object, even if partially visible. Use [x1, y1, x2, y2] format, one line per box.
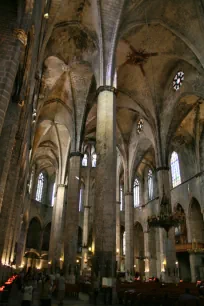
[189, 198, 204, 243]
[42, 222, 51, 251]
[134, 222, 145, 278]
[26, 217, 42, 250]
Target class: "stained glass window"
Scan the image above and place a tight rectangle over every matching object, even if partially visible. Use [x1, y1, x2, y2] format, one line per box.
[148, 169, 153, 200]
[123, 231, 126, 255]
[171, 151, 181, 188]
[134, 178, 140, 207]
[173, 71, 184, 91]
[82, 154, 88, 167]
[36, 173, 44, 202]
[92, 154, 97, 167]
[120, 186, 124, 211]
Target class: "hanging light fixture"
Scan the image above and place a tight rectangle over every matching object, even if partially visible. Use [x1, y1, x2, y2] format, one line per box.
[147, 186, 185, 235]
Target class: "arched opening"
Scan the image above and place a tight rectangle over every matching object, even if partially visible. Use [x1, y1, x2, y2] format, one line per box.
[26, 218, 42, 250]
[188, 198, 204, 281]
[42, 223, 51, 251]
[174, 204, 191, 281]
[189, 198, 204, 243]
[134, 222, 145, 279]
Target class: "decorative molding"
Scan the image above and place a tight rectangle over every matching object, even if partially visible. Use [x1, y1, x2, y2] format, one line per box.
[96, 86, 117, 96]
[84, 205, 91, 209]
[69, 151, 83, 158]
[156, 166, 169, 172]
[124, 192, 133, 196]
[13, 29, 27, 46]
[57, 184, 66, 188]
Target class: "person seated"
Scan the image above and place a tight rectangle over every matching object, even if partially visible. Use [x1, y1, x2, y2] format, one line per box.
[179, 288, 198, 301]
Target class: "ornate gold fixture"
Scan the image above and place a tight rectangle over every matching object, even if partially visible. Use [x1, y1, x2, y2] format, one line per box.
[13, 29, 27, 46]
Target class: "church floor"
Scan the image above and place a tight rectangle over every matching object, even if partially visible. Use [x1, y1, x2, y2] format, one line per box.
[7, 285, 118, 306]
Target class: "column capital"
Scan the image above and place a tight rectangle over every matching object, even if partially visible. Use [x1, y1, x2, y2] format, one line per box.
[69, 151, 83, 158]
[124, 192, 133, 196]
[96, 86, 117, 96]
[156, 166, 169, 172]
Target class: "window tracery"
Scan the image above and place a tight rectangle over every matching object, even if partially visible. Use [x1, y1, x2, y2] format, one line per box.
[133, 178, 140, 207]
[92, 153, 97, 167]
[170, 151, 181, 188]
[123, 231, 126, 256]
[137, 118, 144, 134]
[36, 172, 44, 202]
[173, 71, 184, 91]
[148, 169, 153, 200]
[82, 154, 88, 167]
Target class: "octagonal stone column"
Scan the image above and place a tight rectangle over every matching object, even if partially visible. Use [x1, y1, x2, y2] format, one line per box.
[93, 87, 116, 279]
[116, 201, 121, 270]
[64, 152, 82, 279]
[49, 184, 66, 271]
[82, 160, 91, 271]
[125, 192, 134, 274]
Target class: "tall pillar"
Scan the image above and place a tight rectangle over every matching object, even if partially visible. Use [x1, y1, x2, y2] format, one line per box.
[0, 138, 22, 266]
[64, 152, 82, 278]
[49, 184, 66, 271]
[116, 201, 121, 271]
[82, 161, 91, 270]
[93, 87, 116, 279]
[125, 192, 134, 274]
[189, 253, 202, 282]
[144, 231, 150, 279]
[156, 168, 177, 282]
[0, 103, 20, 211]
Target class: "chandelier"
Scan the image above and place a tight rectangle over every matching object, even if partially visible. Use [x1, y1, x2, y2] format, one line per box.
[147, 187, 185, 235]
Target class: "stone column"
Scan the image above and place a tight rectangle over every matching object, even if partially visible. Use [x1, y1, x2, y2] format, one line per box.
[156, 168, 177, 282]
[49, 184, 66, 271]
[82, 161, 91, 270]
[116, 201, 121, 271]
[0, 103, 20, 212]
[144, 231, 150, 279]
[125, 192, 134, 274]
[189, 253, 202, 282]
[93, 87, 116, 279]
[0, 138, 22, 266]
[64, 152, 82, 278]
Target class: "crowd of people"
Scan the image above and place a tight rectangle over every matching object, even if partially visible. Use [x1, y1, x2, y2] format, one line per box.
[15, 268, 66, 306]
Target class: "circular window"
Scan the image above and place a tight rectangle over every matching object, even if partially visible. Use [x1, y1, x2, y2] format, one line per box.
[173, 71, 184, 91]
[137, 119, 144, 134]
